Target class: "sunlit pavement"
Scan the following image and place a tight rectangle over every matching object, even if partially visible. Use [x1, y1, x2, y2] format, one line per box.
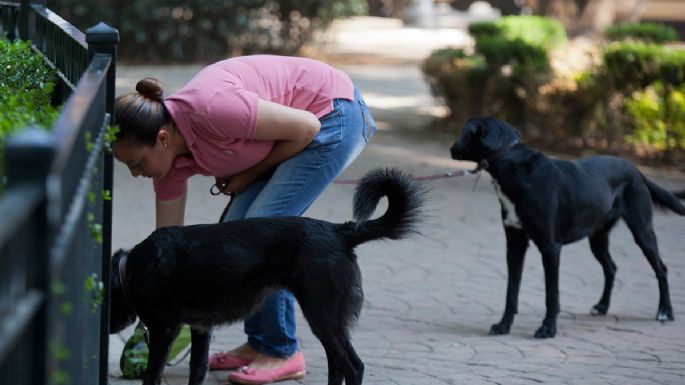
[109, 15, 685, 385]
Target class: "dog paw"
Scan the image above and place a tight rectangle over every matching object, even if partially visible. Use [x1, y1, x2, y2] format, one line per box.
[591, 304, 608, 316]
[534, 325, 556, 339]
[489, 323, 510, 335]
[656, 308, 674, 322]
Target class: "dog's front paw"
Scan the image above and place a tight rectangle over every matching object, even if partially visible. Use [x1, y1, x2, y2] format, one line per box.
[591, 303, 608, 316]
[656, 307, 674, 322]
[534, 324, 556, 338]
[489, 323, 510, 335]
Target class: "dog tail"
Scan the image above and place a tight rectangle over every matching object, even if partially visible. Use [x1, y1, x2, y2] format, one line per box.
[675, 190, 685, 200]
[643, 176, 685, 215]
[344, 167, 424, 247]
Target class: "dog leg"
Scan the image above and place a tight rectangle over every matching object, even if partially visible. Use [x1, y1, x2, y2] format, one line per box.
[627, 223, 674, 321]
[298, 289, 364, 385]
[319, 333, 363, 385]
[490, 227, 528, 335]
[188, 327, 212, 385]
[323, 345, 345, 385]
[143, 325, 181, 385]
[589, 230, 617, 316]
[339, 336, 364, 385]
[536, 244, 561, 338]
[624, 185, 675, 321]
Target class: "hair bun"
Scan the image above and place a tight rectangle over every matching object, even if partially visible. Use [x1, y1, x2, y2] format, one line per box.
[136, 77, 164, 100]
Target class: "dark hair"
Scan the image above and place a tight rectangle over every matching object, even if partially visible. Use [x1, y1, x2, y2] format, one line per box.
[114, 77, 171, 146]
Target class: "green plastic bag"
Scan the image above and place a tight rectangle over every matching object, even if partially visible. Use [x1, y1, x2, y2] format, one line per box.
[119, 323, 192, 379]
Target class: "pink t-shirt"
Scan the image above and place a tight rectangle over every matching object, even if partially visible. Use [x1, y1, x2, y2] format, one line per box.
[154, 55, 355, 200]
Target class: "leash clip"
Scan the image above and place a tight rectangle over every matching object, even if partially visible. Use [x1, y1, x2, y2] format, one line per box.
[210, 180, 230, 196]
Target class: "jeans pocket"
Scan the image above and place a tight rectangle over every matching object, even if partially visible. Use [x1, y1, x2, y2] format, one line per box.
[310, 101, 344, 148]
[359, 98, 377, 143]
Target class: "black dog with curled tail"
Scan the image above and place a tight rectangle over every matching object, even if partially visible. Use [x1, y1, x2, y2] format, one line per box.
[109, 167, 425, 385]
[451, 116, 685, 339]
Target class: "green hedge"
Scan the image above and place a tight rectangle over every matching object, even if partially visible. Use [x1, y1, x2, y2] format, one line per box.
[50, 0, 366, 63]
[0, 38, 58, 192]
[606, 22, 679, 44]
[626, 84, 685, 153]
[422, 16, 685, 163]
[603, 42, 685, 92]
[469, 15, 566, 51]
[422, 16, 564, 129]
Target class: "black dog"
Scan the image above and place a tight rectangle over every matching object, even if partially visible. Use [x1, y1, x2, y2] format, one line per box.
[450, 117, 685, 338]
[110, 168, 424, 385]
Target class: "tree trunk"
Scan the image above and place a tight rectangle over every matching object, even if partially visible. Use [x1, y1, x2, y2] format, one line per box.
[528, 0, 647, 36]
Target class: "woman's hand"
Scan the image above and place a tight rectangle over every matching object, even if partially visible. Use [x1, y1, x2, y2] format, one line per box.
[213, 99, 321, 195]
[216, 168, 260, 194]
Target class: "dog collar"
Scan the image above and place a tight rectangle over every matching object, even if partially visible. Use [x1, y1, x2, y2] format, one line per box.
[477, 139, 520, 171]
[118, 253, 150, 343]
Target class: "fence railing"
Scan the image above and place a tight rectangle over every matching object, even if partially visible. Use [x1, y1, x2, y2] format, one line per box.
[0, 1, 117, 384]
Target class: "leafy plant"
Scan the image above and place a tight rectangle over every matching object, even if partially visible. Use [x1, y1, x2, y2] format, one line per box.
[626, 83, 685, 153]
[84, 273, 105, 314]
[606, 22, 678, 44]
[603, 42, 685, 93]
[469, 15, 566, 51]
[0, 37, 58, 193]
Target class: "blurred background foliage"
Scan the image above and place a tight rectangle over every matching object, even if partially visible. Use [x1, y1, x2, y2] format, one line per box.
[50, 0, 367, 63]
[423, 18, 685, 164]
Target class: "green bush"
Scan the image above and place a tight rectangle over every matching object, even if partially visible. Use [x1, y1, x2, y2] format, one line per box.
[50, 0, 366, 63]
[469, 15, 567, 51]
[423, 16, 564, 131]
[421, 48, 489, 126]
[475, 36, 550, 75]
[0, 38, 58, 192]
[603, 42, 685, 92]
[626, 83, 685, 155]
[606, 22, 679, 44]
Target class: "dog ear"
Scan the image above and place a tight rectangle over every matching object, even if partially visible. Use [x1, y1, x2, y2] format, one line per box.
[478, 117, 516, 151]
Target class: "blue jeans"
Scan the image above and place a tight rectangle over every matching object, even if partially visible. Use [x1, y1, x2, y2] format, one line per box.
[220, 87, 376, 357]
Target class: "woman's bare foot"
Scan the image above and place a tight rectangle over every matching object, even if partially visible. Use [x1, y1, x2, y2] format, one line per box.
[228, 343, 260, 360]
[247, 354, 289, 370]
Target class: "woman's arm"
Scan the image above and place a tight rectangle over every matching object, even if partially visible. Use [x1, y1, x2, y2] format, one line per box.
[220, 99, 321, 193]
[155, 188, 187, 228]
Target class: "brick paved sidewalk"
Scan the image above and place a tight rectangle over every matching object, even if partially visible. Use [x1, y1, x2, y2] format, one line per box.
[109, 17, 685, 385]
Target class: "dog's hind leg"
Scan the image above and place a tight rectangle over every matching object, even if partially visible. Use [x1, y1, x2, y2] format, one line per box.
[188, 327, 212, 385]
[297, 283, 364, 384]
[490, 227, 528, 336]
[143, 325, 181, 385]
[589, 227, 618, 316]
[623, 184, 674, 322]
[322, 344, 345, 385]
[318, 332, 364, 385]
[624, 219, 673, 321]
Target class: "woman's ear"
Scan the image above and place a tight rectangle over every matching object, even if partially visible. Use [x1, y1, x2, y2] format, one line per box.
[157, 128, 170, 148]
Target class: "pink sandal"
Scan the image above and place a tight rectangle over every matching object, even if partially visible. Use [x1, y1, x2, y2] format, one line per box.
[209, 351, 254, 370]
[228, 351, 306, 384]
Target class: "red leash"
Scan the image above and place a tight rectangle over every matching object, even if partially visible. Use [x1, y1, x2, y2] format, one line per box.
[333, 168, 475, 185]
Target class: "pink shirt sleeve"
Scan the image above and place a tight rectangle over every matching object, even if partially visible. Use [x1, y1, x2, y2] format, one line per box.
[153, 164, 194, 201]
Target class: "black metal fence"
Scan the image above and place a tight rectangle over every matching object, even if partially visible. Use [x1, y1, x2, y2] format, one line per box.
[0, 1, 117, 384]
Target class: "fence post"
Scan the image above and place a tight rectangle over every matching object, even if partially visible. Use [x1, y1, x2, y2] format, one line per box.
[5, 127, 55, 385]
[18, 0, 45, 41]
[85, 22, 119, 385]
